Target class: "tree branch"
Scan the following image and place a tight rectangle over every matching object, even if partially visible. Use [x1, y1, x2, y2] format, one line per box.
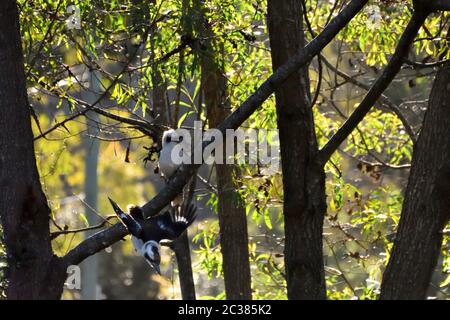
[62, 0, 369, 267]
[29, 70, 162, 141]
[34, 26, 151, 141]
[320, 54, 417, 143]
[89, 105, 163, 138]
[405, 58, 450, 69]
[50, 215, 116, 240]
[430, 0, 450, 11]
[316, 11, 427, 166]
[33, 71, 128, 141]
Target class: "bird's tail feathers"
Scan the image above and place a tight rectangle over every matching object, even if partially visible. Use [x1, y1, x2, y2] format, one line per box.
[108, 197, 144, 237]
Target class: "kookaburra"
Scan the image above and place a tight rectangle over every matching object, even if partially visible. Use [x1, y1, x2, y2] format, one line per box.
[158, 129, 190, 206]
[159, 129, 181, 179]
[108, 197, 197, 275]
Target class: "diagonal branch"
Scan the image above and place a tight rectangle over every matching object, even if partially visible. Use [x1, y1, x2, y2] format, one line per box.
[88, 105, 163, 138]
[316, 11, 428, 166]
[62, 0, 370, 267]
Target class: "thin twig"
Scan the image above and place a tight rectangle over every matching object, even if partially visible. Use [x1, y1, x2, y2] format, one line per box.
[318, 11, 427, 165]
[50, 215, 117, 240]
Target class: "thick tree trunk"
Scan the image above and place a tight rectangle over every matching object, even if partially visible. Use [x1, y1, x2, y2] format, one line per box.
[194, 1, 252, 300]
[0, 0, 66, 299]
[213, 165, 252, 299]
[267, 0, 327, 299]
[380, 63, 450, 300]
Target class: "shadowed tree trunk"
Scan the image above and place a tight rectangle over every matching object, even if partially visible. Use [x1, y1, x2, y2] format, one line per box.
[193, 0, 252, 300]
[172, 230, 196, 299]
[267, 0, 327, 299]
[0, 0, 67, 299]
[380, 63, 450, 299]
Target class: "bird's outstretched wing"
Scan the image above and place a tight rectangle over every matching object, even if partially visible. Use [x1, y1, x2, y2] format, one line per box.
[108, 197, 144, 238]
[152, 204, 197, 240]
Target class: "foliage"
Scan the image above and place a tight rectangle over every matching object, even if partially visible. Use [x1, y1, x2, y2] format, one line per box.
[3, 0, 448, 299]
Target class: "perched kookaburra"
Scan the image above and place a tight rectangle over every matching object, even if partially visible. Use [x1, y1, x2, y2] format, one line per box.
[159, 129, 180, 179]
[158, 129, 189, 206]
[108, 197, 197, 275]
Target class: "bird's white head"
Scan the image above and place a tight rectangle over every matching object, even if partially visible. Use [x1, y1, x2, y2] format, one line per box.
[142, 240, 161, 274]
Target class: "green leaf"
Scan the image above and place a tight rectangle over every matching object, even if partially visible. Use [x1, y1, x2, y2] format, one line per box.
[79, 213, 89, 227]
[263, 209, 272, 230]
[440, 274, 450, 288]
[177, 110, 195, 128]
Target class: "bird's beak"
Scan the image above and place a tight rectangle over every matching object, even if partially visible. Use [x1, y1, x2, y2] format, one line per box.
[152, 263, 161, 275]
[146, 258, 161, 275]
[108, 197, 123, 215]
[143, 252, 161, 275]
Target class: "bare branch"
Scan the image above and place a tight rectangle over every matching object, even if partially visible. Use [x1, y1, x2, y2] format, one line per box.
[89, 105, 162, 138]
[404, 58, 450, 69]
[50, 216, 116, 240]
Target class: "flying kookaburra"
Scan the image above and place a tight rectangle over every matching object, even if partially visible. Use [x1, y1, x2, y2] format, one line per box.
[108, 197, 197, 275]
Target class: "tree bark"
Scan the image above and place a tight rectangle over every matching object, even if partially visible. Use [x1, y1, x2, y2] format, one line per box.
[194, 0, 252, 299]
[380, 63, 450, 300]
[213, 165, 252, 300]
[0, 0, 66, 299]
[173, 231, 196, 300]
[267, 0, 327, 299]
